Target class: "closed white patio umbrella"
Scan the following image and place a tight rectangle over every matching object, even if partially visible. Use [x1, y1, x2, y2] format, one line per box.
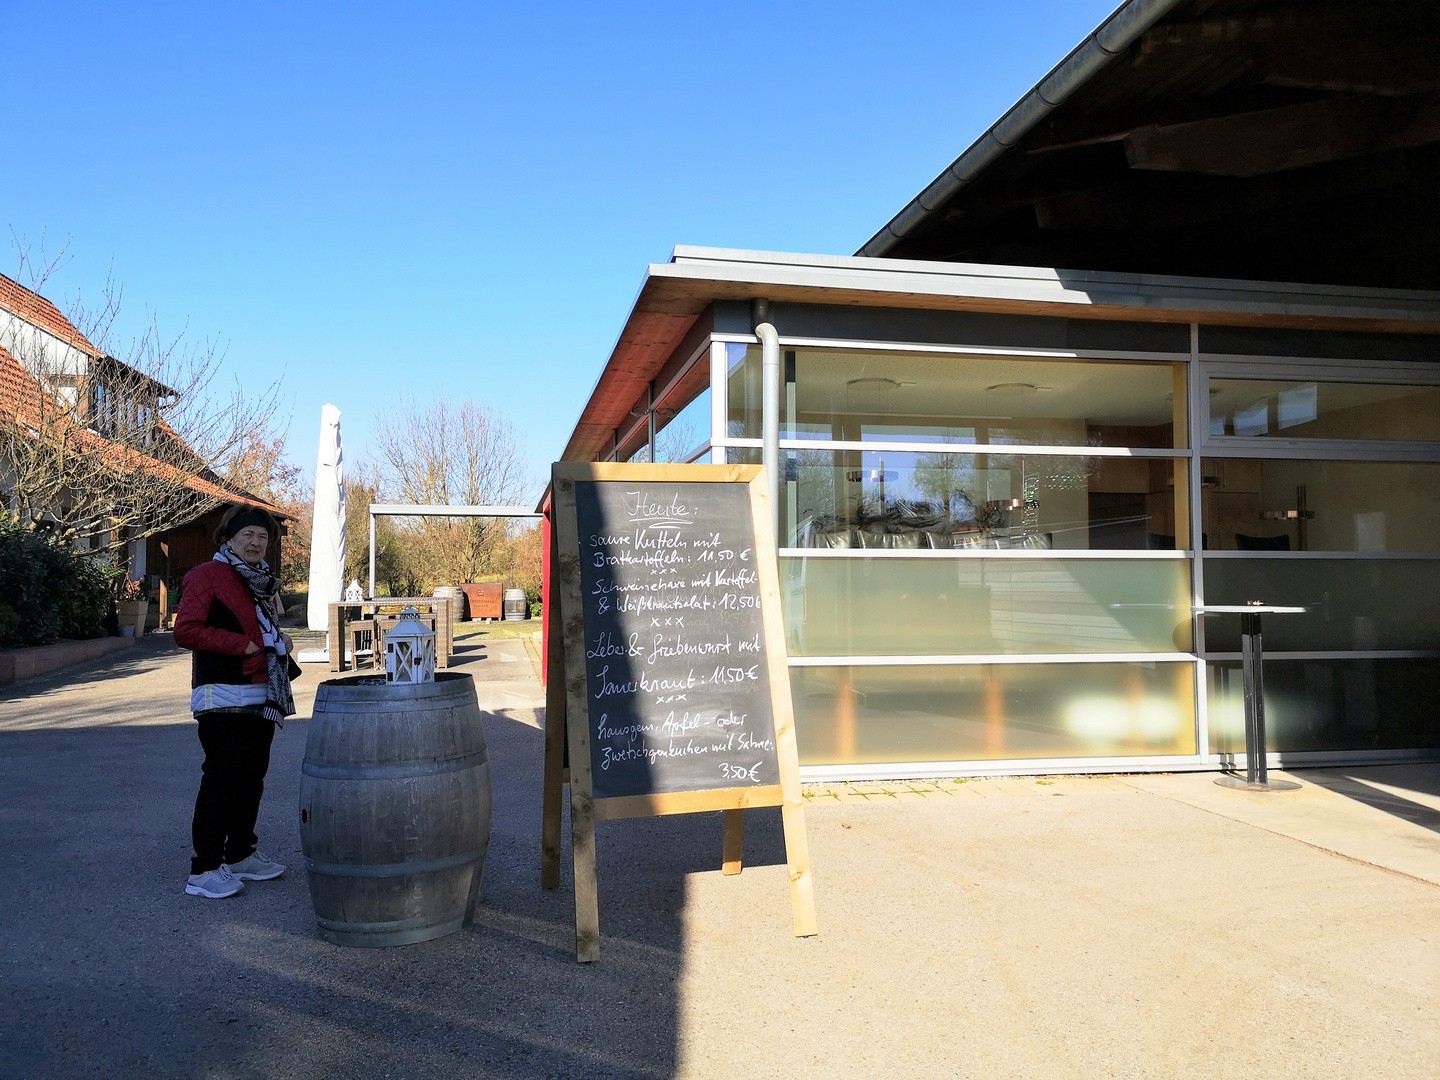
[306, 404, 346, 639]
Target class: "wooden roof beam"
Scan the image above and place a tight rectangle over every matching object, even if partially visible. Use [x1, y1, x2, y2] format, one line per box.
[1125, 93, 1440, 177]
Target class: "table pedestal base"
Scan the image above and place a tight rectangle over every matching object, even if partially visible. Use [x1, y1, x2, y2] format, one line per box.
[1214, 774, 1301, 792]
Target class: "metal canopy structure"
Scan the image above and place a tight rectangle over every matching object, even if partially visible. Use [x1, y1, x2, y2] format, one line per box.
[366, 503, 542, 597]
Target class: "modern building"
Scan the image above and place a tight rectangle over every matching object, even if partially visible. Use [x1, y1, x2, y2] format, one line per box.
[552, 0, 1440, 780]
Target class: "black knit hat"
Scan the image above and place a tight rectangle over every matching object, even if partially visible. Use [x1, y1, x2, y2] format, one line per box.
[215, 503, 278, 545]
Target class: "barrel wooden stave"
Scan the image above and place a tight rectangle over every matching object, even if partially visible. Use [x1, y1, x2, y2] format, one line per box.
[300, 673, 493, 947]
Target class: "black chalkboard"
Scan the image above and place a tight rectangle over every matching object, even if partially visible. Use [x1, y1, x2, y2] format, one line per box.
[573, 480, 780, 799]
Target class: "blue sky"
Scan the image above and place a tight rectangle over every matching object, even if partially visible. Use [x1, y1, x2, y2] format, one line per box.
[5, 1, 1119, 499]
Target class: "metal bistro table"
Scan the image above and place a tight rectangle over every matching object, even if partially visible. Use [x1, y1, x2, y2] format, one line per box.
[1196, 604, 1307, 792]
[328, 597, 454, 673]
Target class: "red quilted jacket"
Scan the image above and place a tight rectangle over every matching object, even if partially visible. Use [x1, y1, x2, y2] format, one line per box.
[173, 560, 268, 688]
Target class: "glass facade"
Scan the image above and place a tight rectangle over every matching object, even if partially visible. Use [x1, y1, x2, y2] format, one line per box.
[1199, 457, 1440, 552]
[781, 557, 1191, 655]
[623, 327, 1440, 772]
[792, 662, 1196, 764]
[730, 346, 1185, 447]
[1208, 379, 1440, 441]
[1208, 659, 1440, 753]
[1203, 559, 1440, 651]
[781, 450, 1189, 550]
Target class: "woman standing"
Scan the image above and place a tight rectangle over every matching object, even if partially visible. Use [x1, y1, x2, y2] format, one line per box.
[174, 503, 296, 899]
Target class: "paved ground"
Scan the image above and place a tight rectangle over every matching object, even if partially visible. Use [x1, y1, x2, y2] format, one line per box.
[2, 633, 1438, 1079]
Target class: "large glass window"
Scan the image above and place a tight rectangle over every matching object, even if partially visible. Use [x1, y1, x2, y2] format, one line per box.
[792, 661, 1196, 764]
[781, 557, 1191, 655]
[781, 450, 1189, 550]
[1208, 379, 1440, 441]
[1199, 458, 1440, 551]
[1202, 559, 1440, 652]
[1208, 658, 1440, 753]
[729, 346, 1185, 447]
[654, 387, 709, 463]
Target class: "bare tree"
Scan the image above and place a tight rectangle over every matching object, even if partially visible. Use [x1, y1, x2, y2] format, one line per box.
[653, 415, 700, 464]
[0, 245, 282, 554]
[371, 396, 535, 586]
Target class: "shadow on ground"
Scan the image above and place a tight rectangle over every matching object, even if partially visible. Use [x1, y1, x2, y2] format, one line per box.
[1304, 766, 1440, 836]
[0, 657, 786, 1079]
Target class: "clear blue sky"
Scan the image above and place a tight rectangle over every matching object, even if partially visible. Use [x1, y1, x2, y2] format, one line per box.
[6, 1, 1118, 500]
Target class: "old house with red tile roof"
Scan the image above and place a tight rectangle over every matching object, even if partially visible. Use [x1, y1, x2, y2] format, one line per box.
[0, 273, 286, 618]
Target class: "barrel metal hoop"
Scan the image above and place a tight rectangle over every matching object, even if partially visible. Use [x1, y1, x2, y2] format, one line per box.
[301, 749, 488, 780]
[315, 909, 465, 934]
[303, 845, 488, 878]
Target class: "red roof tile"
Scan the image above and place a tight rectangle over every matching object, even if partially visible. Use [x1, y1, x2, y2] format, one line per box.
[0, 273, 101, 356]
[0, 345, 283, 517]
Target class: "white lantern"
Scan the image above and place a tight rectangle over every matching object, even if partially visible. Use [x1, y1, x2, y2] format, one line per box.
[384, 607, 436, 684]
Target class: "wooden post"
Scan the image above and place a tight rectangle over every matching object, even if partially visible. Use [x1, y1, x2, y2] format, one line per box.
[328, 602, 346, 673]
[554, 474, 601, 962]
[748, 471, 818, 937]
[722, 809, 744, 875]
[540, 516, 567, 890]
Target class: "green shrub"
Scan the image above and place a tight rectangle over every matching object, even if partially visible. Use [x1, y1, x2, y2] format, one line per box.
[59, 556, 115, 640]
[0, 514, 118, 647]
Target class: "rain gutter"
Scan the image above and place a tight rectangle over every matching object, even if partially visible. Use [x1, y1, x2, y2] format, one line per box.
[855, 0, 1187, 258]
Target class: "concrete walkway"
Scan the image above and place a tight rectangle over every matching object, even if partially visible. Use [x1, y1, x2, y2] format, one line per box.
[2, 636, 1437, 1079]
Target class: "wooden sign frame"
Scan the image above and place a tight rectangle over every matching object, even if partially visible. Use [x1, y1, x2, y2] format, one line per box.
[540, 462, 816, 961]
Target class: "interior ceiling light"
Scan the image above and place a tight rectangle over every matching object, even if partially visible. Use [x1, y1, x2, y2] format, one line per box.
[846, 377, 900, 389]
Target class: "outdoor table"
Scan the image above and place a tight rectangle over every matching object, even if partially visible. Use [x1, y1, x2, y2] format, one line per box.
[328, 597, 453, 673]
[1196, 604, 1307, 791]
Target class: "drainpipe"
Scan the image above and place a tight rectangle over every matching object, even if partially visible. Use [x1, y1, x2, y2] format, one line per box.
[751, 299, 781, 540]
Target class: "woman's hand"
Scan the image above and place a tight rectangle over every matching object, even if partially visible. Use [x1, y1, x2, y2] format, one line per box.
[244, 640, 261, 656]
[280, 632, 293, 654]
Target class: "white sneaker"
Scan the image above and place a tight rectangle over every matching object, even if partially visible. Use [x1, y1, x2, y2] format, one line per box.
[224, 852, 286, 881]
[186, 865, 244, 898]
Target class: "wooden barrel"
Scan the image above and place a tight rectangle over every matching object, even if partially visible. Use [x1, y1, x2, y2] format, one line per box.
[299, 672, 493, 947]
[502, 588, 528, 620]
[433, 584, 466, 622]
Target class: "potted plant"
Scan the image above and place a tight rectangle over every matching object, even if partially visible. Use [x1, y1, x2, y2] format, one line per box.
[115, 577, 149, 639]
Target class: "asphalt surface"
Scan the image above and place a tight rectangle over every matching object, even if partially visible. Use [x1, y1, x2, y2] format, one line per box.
[2, 632, 1439, 1079]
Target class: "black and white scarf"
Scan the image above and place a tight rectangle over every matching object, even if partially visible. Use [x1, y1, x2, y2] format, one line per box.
[215, 544, 295, 725]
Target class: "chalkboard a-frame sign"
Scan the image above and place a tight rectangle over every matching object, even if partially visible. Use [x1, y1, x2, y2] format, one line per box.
[541, 462, 816, 962]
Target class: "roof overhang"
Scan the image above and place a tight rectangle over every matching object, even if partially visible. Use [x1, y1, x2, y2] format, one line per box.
[561, 245, 1440, 462]
[856, 0, 1440, 290]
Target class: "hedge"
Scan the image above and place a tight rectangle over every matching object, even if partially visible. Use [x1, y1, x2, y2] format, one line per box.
[0, 514, 117, 647]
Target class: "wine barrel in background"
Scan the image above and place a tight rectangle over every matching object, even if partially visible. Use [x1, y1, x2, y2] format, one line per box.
[433, 584, 465, 626]
[502, 588, 528, 620]
[299, 673, 493, 947]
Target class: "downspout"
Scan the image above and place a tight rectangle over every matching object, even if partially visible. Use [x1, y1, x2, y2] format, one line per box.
[751, 298, 781, 541]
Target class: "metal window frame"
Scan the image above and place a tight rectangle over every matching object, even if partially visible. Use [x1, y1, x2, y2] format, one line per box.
[697, 327, 1440, 773]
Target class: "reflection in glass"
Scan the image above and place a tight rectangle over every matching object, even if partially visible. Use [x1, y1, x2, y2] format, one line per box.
[781, 557, 1191, 655]
[792, 662, 1196, 764]
[780, 450, 1188, 550]
[728, 346, 1184, 447]
[654, 387, 709, 463]
[1208, 659, 1440, 752]
[1202, 559, 1440, 652]
[1209, 379, 1440, 441]
[1200, 458, 1440, 551]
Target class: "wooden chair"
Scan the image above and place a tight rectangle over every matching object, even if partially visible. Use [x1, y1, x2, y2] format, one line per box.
[348, 619, 377, 668]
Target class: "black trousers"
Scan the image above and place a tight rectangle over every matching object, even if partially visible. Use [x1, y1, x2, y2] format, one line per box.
[191, 713, 276, 875]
